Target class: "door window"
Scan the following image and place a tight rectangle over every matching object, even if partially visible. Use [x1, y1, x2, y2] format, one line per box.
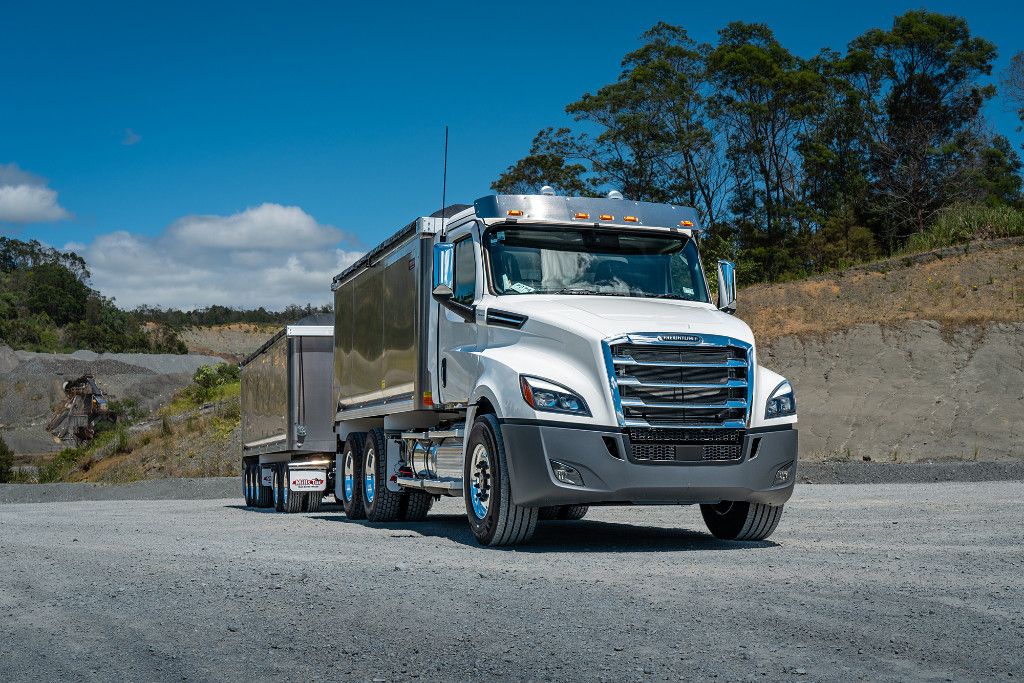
[452, 237, 477, 305]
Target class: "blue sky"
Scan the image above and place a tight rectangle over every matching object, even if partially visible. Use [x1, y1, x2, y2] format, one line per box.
[2, 0, 1021, 308]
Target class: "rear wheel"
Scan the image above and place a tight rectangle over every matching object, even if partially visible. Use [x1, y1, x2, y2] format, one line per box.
[339, 433, 367, 520]
[464, 414, 537, 547]
[700, 501, 783, 541]
[281, 468, 304, 514]
[401, 491, 434, 521]
[538, 505, 589, 521]
[257, 467, 274, 508]
[305, 490, 323, 513]
[243, 463, 255, 506]
[362, 428, 404, 522]
[272, 464, 284, 512]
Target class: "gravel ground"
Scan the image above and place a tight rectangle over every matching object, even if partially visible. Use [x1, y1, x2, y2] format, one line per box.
[1, 481, 1021, 682]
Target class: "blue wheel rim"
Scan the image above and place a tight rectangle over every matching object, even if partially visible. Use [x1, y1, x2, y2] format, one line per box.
[364, 448, 376, 503]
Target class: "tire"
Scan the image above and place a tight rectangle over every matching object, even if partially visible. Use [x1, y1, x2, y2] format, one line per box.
[538, 504, 589, 520]
[339, 433, 367, 520]
[464, 414, 537, 547]
[559, 505, 589, 520]
[243, 463, 254, 506]
[700, 501, 784, 541]
[272, 464, 284, 512]
[305, 490, 323, 513]
[401, 491, 434, 521]
[257, 466, 274, 508]
[281, 468, 304, 514]
[361, 428, 404, 522]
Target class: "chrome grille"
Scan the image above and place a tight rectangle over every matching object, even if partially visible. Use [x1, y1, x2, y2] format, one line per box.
[606, 335, 752, 429]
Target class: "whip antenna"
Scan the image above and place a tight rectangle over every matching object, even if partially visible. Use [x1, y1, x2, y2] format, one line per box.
[440, 125, 449, 240]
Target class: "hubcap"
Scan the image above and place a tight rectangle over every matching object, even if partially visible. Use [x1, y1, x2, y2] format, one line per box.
[469, 443, 492, 519]
[343, 451, 355, 501]
[364, 448, 376, 503]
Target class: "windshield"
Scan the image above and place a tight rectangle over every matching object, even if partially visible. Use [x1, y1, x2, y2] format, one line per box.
[484, 227, 709, 302]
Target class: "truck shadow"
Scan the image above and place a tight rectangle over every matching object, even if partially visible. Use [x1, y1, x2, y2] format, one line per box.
[309, 512, 778, 553]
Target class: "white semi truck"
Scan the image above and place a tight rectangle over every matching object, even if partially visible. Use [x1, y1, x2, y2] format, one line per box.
[242, 192, 798, 546]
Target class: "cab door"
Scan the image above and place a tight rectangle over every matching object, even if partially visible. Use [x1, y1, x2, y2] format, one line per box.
[437, 224, 482, 404]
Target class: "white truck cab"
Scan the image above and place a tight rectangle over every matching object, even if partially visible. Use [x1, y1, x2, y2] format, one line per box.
[246, 192, 798, 547]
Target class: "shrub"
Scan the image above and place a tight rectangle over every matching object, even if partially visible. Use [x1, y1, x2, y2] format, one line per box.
[903, 204, 1024, 253]
[0, 434, 13, 483]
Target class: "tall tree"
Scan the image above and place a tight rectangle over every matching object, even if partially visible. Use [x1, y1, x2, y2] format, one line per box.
[706, 22, 825, 280]
[845, 10, 997, 244]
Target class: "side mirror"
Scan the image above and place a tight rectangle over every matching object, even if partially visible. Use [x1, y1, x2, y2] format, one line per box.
[432, 242, 454, 298]
[716, 260, 737, 314]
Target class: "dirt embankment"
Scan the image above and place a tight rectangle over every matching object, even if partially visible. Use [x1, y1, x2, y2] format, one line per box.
[743, 239, 1024, 462]
[177, 323, 277, 362]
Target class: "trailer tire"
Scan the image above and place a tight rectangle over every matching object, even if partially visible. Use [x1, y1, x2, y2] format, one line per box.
[305, 491, 323, 513]
[464, 414, 537, 547]
[700, 501, 783, 541]
[243, 464, 255, 506]
[282, 470, 304, 514]
[340, 433, 367, 520]
[362, 428, 404, 522]
[257, 467, 274, 508]
[401, 491, 433, 521]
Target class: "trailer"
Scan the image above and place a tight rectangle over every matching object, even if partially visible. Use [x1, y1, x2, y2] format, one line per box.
[240, 315, 335, 513]
[243, 191, 799, 546]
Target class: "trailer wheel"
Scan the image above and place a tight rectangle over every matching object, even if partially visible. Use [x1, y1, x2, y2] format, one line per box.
[305, 491, 323, 513]
[243, 464, 255, 506]
[282, 470, 305, 514]
[339, 433, 367, 520]
[401, 491, 433, 521]
[700, 501, 784, 541]
[257, 467, 274, 508]
[273, 464, 287, 512]
[362, 428, 404, 522]
[464, 414, 537, 547]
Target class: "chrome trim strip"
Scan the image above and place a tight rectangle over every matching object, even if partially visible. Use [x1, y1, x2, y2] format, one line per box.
[623, 418, 748, 429]
[615, 377, 747, 389]
[619, 398, 747, 410]
[612, 356, 748, 369]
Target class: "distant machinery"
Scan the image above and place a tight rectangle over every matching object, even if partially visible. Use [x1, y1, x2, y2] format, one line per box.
[46, 375, 116, 447]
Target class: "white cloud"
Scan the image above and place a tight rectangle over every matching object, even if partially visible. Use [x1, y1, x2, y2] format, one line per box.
[122, 128, 141, 146]
[70, 204, 363, 310]
[0, 163, 72, 224]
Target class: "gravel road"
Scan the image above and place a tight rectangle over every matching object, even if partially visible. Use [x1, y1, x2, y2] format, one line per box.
[1, 482, 1021, 682]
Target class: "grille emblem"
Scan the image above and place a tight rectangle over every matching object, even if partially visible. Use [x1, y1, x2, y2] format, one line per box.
[658, 334, 701, 344]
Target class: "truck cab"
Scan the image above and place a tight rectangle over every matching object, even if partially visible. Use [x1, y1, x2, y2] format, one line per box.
[329, 192, 797, 546]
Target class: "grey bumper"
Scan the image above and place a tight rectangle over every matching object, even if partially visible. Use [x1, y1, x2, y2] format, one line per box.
[500, 422, 797, 507]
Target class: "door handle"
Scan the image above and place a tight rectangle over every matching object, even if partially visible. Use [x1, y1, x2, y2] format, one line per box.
[441, 357, 447, 388]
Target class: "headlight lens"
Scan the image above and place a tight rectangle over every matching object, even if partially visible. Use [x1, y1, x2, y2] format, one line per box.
[765, 381, 796, 419]
[520, 376, 591, 416]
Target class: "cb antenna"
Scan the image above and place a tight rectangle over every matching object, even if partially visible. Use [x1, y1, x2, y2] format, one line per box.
[440, 125, 449, 240]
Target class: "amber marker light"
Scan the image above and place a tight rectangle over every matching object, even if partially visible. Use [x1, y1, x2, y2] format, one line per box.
[624, 215, 639, 222]
[680, 220, 694, 227]
[599, 214, 614, 221]
[507, 209, 524, 216]
[573, 212, 590, 220]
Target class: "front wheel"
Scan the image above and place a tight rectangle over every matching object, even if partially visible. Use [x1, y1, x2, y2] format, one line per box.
[464, 414, 537, 547]
[700, 501, 783, 541]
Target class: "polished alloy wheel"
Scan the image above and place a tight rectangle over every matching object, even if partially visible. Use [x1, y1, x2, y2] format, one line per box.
[469, 443, 492, 519]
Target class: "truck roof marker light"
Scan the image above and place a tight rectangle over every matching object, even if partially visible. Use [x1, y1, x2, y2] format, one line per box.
[507, 209, 524, 217]
[624, 216, 639, 223]
[422, 391, 433, 407]
[574, 212, 590, 220]
[599, 214, 614, 221]
[680, 220, 694, 227]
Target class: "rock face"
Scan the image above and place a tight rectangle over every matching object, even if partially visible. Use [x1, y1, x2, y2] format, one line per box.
[760, 321, 1024, 461]
[0, 346, 221, 455]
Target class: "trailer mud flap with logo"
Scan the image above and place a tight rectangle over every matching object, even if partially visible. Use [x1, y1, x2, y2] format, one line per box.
[288, 470, 327, 492]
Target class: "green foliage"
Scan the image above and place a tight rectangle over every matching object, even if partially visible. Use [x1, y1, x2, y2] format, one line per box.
[902, 204, 1024, 253]
[183, 363, 241, 404]
[108, 398, 147, 425]
[0, 434, 13, 483]
[495, 11, 1022, 283]
[37, 447, 88, 483]
[0, 237, 189, 355]
[132, 303, 332, 330]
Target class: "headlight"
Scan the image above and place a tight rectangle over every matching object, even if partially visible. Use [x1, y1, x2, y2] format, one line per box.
[765, 381, 796, 419]
[520, 376, 591, 416]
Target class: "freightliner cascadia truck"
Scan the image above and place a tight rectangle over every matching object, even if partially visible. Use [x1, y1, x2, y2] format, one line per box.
[241, 192, 798, 546]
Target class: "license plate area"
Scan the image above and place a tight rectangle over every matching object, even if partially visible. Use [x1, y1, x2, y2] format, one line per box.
[626, 428, 744, 464]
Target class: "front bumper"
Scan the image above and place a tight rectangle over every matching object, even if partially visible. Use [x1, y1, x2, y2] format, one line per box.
[500, 421, 797, 507]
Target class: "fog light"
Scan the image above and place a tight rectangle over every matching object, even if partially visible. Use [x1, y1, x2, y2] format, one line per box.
[774, 462, 794, 485]
[551, 460, 584, 487]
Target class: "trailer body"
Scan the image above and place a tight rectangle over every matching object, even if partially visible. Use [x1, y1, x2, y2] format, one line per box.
[239, 317, 335, 512]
